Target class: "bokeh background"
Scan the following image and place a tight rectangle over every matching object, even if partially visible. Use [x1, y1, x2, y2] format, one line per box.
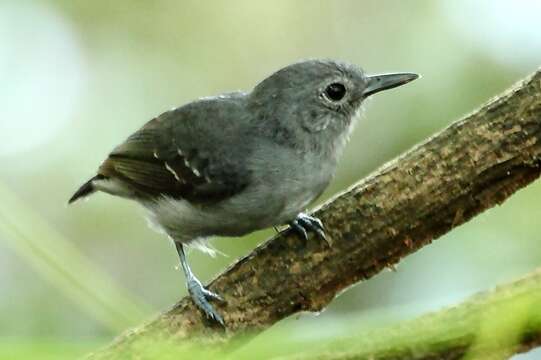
[1, 0, 541, 358]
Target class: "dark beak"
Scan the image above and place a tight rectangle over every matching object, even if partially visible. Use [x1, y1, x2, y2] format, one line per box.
[363, 73, 419, 97]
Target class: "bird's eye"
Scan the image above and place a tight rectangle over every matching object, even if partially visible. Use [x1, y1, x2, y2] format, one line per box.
[324, 82, 347, 101]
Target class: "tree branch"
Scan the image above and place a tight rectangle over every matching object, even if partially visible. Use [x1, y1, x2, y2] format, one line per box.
[286, 268, 541, 360]
[89, 68, 541, 359]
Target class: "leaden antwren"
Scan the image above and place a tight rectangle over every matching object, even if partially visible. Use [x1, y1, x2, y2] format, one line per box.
[70, 59, 418, 325]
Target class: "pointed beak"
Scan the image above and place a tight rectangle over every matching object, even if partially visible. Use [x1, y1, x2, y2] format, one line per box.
[363, 73, 419, 97]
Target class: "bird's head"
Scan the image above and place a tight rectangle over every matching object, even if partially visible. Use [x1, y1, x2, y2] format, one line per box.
[249, 59, 418, 141]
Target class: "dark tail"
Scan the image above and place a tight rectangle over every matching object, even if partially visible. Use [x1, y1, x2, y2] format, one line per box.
[68, 175, 104, 204]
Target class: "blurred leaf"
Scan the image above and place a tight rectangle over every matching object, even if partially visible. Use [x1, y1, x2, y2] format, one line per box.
[0, 182, 151, 333]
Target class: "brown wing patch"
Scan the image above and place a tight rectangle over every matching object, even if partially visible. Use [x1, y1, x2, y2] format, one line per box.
[97, 110, 249, 204]
[98, 146, 232, 203]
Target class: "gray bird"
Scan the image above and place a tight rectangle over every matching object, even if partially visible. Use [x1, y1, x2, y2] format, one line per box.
[69, 59, 418, 325]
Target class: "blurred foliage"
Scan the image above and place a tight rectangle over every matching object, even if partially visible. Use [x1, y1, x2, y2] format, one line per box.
[1, 0, 541, 358]
[37, 269, 541, 359]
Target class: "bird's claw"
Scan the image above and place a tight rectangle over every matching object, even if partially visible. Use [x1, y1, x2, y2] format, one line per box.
[187, 276, 225, 326]
[290, 213, 332, 246]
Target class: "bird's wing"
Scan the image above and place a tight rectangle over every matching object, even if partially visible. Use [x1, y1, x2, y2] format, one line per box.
[98, 104, 250, 205]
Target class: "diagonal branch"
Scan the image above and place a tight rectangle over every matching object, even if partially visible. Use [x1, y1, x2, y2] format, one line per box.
[89, 68, 541, 359]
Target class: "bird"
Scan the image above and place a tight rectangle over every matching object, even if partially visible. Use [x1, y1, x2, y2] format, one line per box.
[69, 59, 418, 325]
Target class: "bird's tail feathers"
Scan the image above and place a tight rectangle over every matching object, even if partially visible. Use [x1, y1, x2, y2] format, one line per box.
[68, 174, 105, 204]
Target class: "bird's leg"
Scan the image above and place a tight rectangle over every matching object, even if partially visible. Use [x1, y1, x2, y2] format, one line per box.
[175, 242, 225, 326]
[289, 212, 331, 246]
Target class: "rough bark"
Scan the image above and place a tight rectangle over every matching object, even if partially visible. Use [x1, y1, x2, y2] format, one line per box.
[286, 268, 541, 360]
[88, 68, 541, 359]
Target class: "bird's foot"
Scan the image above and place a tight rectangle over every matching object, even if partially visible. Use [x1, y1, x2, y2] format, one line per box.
[186, 276, 225, 326]
[290, 212, 331, 246]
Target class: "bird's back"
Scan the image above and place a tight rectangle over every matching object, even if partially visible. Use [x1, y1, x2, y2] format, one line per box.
[70, 92, 252, 205]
